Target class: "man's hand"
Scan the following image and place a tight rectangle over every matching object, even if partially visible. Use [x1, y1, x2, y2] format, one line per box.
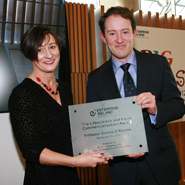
[126, 153, 145, 159]
[135, 92, 157, 115]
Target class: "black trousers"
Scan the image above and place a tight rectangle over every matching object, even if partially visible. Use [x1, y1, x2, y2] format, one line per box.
[110, 157, 179, 185]
[134, 158, 179, 185]
[134, 158, 159, 185]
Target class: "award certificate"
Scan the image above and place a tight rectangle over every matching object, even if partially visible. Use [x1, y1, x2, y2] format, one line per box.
[68, 97, 148, 157]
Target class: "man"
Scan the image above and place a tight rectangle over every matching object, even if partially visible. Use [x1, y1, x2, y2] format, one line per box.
[86, 6, 185, 185]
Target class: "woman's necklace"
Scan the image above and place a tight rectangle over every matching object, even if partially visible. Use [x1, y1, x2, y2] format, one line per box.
[33, 73, 59, 95]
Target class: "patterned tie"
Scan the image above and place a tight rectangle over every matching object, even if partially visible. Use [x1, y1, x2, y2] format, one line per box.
[121, 63, 136, 97]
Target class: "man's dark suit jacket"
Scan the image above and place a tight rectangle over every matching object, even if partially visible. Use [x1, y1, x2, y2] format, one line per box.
[86, 49, 185, 185]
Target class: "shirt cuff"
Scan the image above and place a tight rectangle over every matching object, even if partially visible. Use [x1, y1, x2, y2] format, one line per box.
[149, 109, 158, 125]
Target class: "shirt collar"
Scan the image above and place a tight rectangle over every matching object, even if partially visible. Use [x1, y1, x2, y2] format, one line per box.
[112, 50, 136, 73]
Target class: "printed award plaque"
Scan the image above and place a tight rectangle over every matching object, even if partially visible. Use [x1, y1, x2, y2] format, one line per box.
[68, 96, 148, 157]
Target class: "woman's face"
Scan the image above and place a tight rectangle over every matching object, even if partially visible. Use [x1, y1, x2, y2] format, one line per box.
[32, 34, 60, 74]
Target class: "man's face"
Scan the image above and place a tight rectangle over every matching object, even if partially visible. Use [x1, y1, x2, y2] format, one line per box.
[100, 15, 137, 63]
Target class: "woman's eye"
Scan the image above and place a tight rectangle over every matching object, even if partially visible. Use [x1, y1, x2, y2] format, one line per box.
[50, 45, 55, 49]
[38, 48, 42, 52]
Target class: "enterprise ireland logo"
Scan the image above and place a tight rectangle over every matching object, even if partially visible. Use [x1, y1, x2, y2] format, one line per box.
[90, 106, 118, 117]
[136, 30, 149, 38]
[90, 111, 96, 116]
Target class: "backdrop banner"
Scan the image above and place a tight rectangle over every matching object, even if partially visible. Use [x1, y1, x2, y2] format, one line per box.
[134, 26, 185, 121]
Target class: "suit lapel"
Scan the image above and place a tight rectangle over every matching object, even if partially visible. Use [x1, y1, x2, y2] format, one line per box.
[101, 58, 121, 99]
[134, 49, 151, 119]
[135, 49, 149, 95]
[100, 50, 149, 99]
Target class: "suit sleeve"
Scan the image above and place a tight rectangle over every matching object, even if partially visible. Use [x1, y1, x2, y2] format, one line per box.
[86, 73, 101, 103]
[156, 58, 185, 128]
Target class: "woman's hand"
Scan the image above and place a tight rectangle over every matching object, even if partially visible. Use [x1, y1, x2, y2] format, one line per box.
[73, 153, 110, 167]
[39, 148, 112, 168]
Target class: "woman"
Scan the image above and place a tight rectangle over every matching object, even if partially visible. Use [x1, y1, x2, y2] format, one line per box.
[8, 26, 108, 185]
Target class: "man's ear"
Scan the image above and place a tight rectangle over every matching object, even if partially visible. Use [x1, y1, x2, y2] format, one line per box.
[133, 29, 137, 40]
[99, 32, 107, 43]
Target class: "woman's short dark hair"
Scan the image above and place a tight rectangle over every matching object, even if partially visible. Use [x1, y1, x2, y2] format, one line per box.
[99, 6, 136, 36]
[21, 25, 61, 62]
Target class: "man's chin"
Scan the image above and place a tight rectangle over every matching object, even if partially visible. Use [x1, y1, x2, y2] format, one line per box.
[111, 53, 129, 61]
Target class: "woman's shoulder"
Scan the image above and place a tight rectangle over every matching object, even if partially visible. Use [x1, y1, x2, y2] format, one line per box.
[57, 80, 73, 103]
[11, 78, 33, 94]
[57, 80, 72, 91]
[9, 78, 37, 101]
[8, 78, 35, 110]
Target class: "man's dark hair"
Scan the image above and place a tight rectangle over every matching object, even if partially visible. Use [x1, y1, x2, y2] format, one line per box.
[99, 6, 136, 35]
[21, 25, 61, 62]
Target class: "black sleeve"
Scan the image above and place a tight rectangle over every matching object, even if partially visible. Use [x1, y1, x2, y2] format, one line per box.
[8, 86, 45, 164]
[156, 58, 185, 128]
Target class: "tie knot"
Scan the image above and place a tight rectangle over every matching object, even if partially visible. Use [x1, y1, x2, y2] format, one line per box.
[121, 63, 131, 72]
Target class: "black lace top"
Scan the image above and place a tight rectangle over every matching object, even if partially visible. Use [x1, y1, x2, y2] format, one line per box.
[8, 78, 81, 185]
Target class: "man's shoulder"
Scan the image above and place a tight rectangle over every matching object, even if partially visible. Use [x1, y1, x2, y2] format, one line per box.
[135, 49, 166, 60]
[88, 59, 112, 77]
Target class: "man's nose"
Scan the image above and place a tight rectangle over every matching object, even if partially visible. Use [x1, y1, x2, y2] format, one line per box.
[116, 33, 123, 43]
